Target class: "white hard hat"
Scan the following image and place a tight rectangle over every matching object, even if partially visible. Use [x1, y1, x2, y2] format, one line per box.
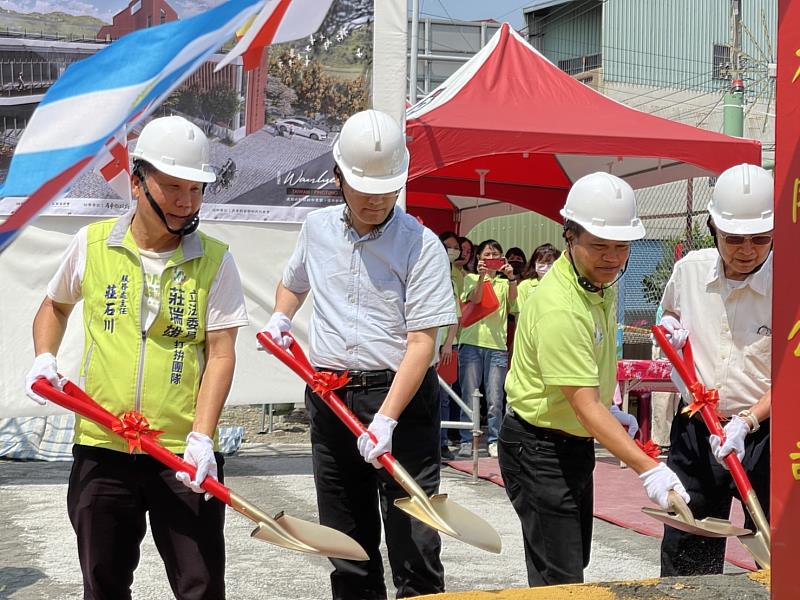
[132, 116, 216, 183]
[708, 163, 773, 234]
[560, 172, 646, 241]
[332, 109, 409, 194]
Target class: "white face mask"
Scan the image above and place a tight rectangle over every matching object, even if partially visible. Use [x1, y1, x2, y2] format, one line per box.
[535, 262, 553, 277]
[446, 248, 461, 263]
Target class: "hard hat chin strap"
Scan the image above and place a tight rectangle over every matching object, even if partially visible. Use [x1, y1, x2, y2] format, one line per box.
[134, 164, 200, 236]
[566, 242, 628, 294]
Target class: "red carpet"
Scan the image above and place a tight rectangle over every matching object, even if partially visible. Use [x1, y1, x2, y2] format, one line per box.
[445, 457, 756, 571]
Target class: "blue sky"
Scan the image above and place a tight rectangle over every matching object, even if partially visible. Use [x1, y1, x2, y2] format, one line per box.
[0, 0, 528, 28]
[411, 0, 527, 29]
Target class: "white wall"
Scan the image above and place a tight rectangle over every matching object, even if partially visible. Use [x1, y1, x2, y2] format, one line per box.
[0, 216, 312, 418]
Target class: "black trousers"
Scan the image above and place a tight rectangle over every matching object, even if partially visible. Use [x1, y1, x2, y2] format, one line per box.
[305, 367, 444, 600]
[498, 413, 595, 587]
[660, 413, 770, 576]
[67, 444, 226, 600]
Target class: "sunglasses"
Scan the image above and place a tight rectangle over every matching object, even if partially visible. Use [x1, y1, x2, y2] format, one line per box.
[721, 233, 773, 246]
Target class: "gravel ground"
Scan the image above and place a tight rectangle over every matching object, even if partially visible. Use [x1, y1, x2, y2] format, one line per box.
[218, 404, 311, 445]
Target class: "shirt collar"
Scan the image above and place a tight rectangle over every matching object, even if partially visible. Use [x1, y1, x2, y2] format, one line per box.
[343, 204, 399, 242]
[705, 251, 772, 296]
[108, 208, 203, 263]
[552, 254, 609, 306]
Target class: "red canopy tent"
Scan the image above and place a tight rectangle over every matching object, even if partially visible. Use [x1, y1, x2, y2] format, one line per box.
[405, 23, 762, 234]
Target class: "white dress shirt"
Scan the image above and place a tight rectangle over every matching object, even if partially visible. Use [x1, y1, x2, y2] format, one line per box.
[661, 248, 771, 416]
[283, 204, 457, 371]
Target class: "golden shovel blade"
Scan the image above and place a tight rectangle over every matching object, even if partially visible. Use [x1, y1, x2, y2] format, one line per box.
[232, 494, 368, 560]
[257, 513, 370, 561]
[395, 493, 502, 554]
[642, 490, 752, 538]
[642, 506, 752, 538]
[738, 532, 770, 570]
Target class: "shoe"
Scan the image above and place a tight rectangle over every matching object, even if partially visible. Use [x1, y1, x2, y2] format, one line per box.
[457, 442, 472, 458]
[488, 442, 498, 458]
[441, 445, 454, 461]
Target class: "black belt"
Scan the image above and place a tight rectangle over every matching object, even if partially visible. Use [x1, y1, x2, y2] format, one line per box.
[508, 409, 593, 444]
[329, 369, 396, 390]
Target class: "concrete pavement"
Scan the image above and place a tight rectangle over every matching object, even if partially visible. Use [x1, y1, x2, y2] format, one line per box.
[0, 443, 766, 599]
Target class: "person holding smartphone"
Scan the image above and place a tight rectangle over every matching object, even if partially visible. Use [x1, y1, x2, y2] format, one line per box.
[456, 240, 518, 458]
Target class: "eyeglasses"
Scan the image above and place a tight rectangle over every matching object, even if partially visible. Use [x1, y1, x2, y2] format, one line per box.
[720, 233, 773, 246]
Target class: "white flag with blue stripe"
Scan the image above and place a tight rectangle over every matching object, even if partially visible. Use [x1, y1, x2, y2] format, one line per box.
[0, 0, 333, 254]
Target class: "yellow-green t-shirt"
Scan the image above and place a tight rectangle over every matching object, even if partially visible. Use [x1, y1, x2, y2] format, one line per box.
[459, 274, 516, 351]
[505, 254, 618, 437]
[516, 277, 540, 307]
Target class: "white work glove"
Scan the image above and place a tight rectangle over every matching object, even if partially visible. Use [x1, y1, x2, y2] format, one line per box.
[25, 352, 63, 405]
[176, 432, 217, 501]
[610, 403, 639, 438]
[640, 462, 691, 509]
[257, 311, 292, 352]
[659, 315, 688, 350]
[709, 416, 748, 468]
[356, 413, 398, 469]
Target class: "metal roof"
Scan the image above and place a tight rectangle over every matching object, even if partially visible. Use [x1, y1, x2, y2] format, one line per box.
[523, 0, 575, 14]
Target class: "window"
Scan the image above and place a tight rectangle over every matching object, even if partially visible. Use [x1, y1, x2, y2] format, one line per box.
[147, 15, 152, 28]
[557, 53, 602, 76]
[160, 9, 167, 24]
[713, 44, 731, 80]
[130, 0, 142, 15]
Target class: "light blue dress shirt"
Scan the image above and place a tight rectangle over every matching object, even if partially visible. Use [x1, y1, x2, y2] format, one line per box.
[283, 204, 457, 371]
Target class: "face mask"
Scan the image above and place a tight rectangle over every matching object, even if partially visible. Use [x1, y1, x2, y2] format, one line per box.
[508, 260, 524, 276]
[535, 262, 553, 277]
[446, 248, 461, 263]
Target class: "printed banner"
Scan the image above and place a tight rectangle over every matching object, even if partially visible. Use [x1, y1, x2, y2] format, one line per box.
[0, 0, 372, 223]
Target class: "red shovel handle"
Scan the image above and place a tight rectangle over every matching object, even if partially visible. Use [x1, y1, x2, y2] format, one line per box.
[651, 326, 754, 495]
[31, 379, 232, 504]
[257, 332, 398, 473]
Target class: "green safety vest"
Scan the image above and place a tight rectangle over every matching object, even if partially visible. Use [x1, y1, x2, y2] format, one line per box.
[76, 213, 227, 453]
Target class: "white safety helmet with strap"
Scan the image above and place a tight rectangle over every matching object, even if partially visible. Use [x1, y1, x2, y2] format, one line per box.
[560, 172, 646, 241]
[708, 163, 773, 234]
[132, 116, 216, 183]
[332, 109, 409, 194]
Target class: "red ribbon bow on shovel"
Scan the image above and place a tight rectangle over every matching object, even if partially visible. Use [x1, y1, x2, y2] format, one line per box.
[310, 371, 351, 395]
[681, 381, 720, 419]
[111, 411, 164, 453]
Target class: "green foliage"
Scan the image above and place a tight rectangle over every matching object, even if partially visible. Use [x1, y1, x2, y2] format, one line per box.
[171, 85, 242, 131]
[641, 224, 714, 304]
[265, 75, 298, 121]
[268, 49, 368, 125]
[0, 9, 107, 40]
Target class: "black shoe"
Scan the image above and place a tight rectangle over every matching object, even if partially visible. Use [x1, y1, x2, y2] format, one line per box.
[441, 445, 455, 461]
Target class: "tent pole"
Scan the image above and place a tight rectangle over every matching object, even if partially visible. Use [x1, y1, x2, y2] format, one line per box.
[409, 0, 420, 104]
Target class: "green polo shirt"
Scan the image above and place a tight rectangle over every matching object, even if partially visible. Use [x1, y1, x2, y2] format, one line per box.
[505, 254, 617, 437]
[459, 274, 516, 351]
[516, 277, 540, 307]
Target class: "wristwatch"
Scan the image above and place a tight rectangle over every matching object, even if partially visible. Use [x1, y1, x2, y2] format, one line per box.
[737, 409, 760, 433]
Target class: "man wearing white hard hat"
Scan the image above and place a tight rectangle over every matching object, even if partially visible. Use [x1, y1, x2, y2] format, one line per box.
[25, 116, 248, 598]
[659, 163, 772, 576]
[499, 172, 690, 587]
[259, 109, 456, 599]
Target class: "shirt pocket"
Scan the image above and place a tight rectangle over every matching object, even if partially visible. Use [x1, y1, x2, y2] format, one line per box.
[742, 334, 771, 384]
[366, 276, 406, 329]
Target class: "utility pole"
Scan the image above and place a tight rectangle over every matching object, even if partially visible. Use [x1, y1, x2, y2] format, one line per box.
[722, 0, 744, 137]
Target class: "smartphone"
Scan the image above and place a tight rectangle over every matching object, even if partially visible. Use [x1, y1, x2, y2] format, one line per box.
[483, 258, 506, 270]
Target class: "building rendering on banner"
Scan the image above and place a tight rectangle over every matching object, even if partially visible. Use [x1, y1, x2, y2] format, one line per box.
[97, 0, 178, 41]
